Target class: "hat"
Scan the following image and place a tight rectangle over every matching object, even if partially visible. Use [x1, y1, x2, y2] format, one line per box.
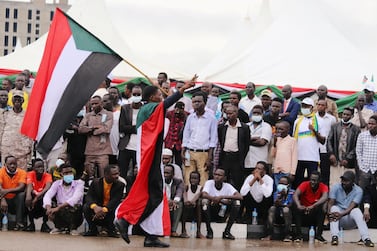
[12, 90, 23, 98]
[260, 89, 272, 98]
[301, 97, 314, 107]
[340, 171, 355, 182]
[363, 83, 375, 92]
[162, 148, 173, 156]
[56, 158, 65, 168]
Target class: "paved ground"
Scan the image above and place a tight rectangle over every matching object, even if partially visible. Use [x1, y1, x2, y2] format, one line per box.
[1, 228, 377, 251]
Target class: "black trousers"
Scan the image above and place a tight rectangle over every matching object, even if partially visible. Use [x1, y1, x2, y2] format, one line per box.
[83, 203, 115, 231]
[118, 149, 136, 179]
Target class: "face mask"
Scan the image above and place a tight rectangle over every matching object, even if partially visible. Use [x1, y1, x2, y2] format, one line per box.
[301, 108, 311, 116]
[252, 115, 262, 123]
[277, 184, 288, 193]
[63, 174, 74, 184]
[341, 118, 351, 125]
[222, 113, 228, 119]
[5, 166, 17, 175]
[130, 95, 142, 103]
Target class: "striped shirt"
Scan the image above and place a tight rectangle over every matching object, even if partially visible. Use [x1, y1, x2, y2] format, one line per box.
[356, 131, 377, 174]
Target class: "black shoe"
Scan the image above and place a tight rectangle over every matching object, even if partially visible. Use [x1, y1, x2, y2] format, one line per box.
[222, 231, 235, 240]
[206, 228, 213, 239]
[331, 236, 338, 246]
[364, 238, 375, 247]
[82, 229, 98, 237]
[144, 237, 170, 248]
[107, 230, 119, 238]
[315, 235, 327, 244]
[115, 218, 130, 244]
[40, 223, 52, 233]
[23, 224, 35, 232]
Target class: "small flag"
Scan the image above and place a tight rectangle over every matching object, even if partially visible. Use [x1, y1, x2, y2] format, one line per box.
[21, 8, 122, 156]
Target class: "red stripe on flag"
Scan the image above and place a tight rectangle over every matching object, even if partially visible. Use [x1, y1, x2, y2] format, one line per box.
[21, 8, 71, 139]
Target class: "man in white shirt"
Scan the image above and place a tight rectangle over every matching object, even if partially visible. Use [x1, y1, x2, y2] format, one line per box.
[239, 82, 262, 116]
[240, 161, 273, 225]
[202, 168, 243, 240]
[182, 92, 218, 186]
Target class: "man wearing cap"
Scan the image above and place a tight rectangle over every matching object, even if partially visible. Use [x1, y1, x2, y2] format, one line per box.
[240, 82, 262, 116]
[327, 107, 360, 186]
[7, 73, 29, 110]
[260, 89, 272, 114]
[162, 148, 183, 181]
[328, 170, 374, 247]
[363, 83, 377, 112]
[1, 90, 33, 170]
[313, 85, 339, 120]
[292, 98, 325, 188]
[280, 85, 300, 132]
[356, 114, 377, 189]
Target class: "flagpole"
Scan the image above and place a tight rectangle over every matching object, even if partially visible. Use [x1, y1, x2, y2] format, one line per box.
[122, 58, 169, 96]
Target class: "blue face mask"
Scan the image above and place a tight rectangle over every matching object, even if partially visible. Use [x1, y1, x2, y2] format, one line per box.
[277, 184, 288, 193]
[63, 174, 74, 184]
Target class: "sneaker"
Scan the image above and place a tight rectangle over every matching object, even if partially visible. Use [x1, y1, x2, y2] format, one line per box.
[294, 235, 303, 243]
[364, 238, 375, 247]
[283, 235, 292, 242]
[70, 229, 80, 236]
[315, 235, 327, 244]
[357, 238, 364, 245]
[222, 231, 235, 240]
[331, 236, 338, 246]
[50, 228, 64, 235]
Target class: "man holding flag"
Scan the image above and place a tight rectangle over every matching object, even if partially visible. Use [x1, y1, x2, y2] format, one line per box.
[115, 78, 195, 248]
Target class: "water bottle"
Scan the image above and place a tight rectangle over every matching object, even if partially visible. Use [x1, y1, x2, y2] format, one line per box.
[252, 208, 258, 225]
[309, 226, 315, 244]
[190, 220, 196, 238]
[218, 204, 227, 217]
[83, 218, 89, 232]
[339, 227, 344, 244]
[2, 214, 8, 231]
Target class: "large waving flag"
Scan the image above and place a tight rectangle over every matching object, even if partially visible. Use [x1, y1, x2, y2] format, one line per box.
[21, 8, 122, 156]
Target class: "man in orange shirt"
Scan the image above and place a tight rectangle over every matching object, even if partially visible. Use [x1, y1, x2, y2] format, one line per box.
[0, 155, 27, 230]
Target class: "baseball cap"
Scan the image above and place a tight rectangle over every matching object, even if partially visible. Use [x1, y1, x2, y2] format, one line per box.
[260, 89, 272, 98]
[340, 171, 355, 182]
[12, 90, 23, 98]
[364, 83, 375, 92]
[301, 97, 314, 107]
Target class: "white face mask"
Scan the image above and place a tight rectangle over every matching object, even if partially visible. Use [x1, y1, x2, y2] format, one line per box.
[222, 113, 228, 119]
[252, 115, 262, 123]
[341, 118, 351, 125]
[301, 108, 311, 116]
[130, 95, 142, 103]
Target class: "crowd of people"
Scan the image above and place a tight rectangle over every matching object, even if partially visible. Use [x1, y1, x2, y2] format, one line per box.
[1, 71, 377, 248]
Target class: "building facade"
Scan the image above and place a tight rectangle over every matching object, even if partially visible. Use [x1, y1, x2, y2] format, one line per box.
[1, 0, 70, 56]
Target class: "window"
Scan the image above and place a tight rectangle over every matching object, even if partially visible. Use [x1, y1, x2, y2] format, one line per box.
[5, 8, 10, 19]
[4, 49, 8, 55]
[4, 36, 8, 46]
[35, 37, 39, 41]
[13, 9, 18, 19]
[36, 23, 39, 28]
[13, 23, 17, 32]
[36, 16, 40, 21]
[5, 22, 9, 32]
[28, 10, 32, 19]
[35, 29, 39, 35]
[26, 37, 31, 45]
[12, 36, 17, 47]
[36, 10, 40, 15]
[50, 11, 54, 21]
[27, 23, 31, 33]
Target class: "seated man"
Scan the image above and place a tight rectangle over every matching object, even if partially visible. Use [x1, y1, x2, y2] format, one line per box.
[181, 171, 203, 238]
[328, 171, 374, 247]
[263, 175, 295, 242]
[164, 164, 184, 237]
[83, 164, 124, 237]
[363, 182, 377, 228]
[43, 163, 84, 235]
[24, 158, 52, 232]
[202, 168, 243, 240]
[293, 171, 328, 243]
[0, 155, 27, 230]
[240, 161, 273, 225]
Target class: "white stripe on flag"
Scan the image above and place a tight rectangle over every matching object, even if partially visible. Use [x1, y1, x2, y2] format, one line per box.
[139, 201, 165, 235]
[37, 36, 91, 141]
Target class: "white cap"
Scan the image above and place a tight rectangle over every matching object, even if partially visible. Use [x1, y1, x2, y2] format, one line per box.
[162, 148, 173, 156]
[56, 158, 65, 167]
[364, 83, 375, 92]
[301, 97, 314, 107]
